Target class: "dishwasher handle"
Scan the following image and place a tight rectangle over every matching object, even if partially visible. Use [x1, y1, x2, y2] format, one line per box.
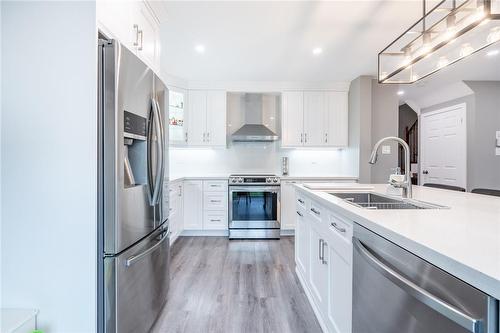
[353, 238, 482, 333]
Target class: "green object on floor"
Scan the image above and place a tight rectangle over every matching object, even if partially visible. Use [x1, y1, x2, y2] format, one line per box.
[32, 330, 44, 333]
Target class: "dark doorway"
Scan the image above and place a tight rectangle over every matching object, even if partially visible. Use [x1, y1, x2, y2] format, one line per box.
[398, 104, 418, 185]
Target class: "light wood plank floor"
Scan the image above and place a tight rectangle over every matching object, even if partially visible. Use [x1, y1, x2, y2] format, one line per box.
[151, 236, 322, 333]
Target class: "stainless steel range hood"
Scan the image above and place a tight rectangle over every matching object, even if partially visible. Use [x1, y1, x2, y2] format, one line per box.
[232, 124, 278, 142]
[230, 93, 279, 142]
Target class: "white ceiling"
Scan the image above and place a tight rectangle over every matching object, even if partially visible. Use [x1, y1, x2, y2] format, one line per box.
[156, 1, 426, 82]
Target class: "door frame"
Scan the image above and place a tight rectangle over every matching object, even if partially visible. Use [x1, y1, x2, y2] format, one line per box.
[419, 102, 467, 188]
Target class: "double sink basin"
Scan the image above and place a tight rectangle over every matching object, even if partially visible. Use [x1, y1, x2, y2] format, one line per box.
[330, 192, 447, 210]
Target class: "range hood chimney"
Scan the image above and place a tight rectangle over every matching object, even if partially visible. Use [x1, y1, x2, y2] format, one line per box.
[231, 93, 279, 142]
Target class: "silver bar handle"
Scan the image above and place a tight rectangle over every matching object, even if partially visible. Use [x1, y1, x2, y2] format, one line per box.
[353, 238, 482, 333]
[207, 132, 210, 142]
[325, 133, 328, 143]
[311, 207, 320, 216]
[297, 198, 305, 204]
[319, 239, 323, 261]
[304, 133, 307, 143]
[300, 133, 303, 143]
[150, 98, 163, 205]
[321, 240, 328, 265]
[126, 231, 168, 267]
[185, 132, 188, 143]
[331, 221, 346, 233]
[296, 211, 303, 217]
[133, 24, 143, 51]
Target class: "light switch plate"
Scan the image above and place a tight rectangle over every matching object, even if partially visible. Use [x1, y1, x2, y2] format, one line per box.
[382, 145, 391, 154]
[496, 147, 500, 156]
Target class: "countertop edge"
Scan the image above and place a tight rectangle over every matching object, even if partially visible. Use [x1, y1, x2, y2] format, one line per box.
[169, 176, 358, 183]
[294, 184, 500, 300]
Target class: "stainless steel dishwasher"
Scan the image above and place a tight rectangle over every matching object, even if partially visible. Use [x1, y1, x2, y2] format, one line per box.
[353, 224, 499, 333]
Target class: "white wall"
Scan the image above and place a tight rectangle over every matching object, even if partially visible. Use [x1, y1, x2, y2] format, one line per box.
[170, 143, 356, 179]
[1, 2, 97, 332]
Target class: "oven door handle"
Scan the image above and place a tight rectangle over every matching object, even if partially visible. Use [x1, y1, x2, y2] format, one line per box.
[229, 186, 280, 193]
[353, 238, 482, 333]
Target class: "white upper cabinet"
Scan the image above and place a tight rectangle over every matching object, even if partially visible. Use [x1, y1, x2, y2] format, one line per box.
[187, 90, 227, 147]
[168, 88, 188, 146]
[304, 91, 326, 146]
[282, 90, 348, 148]
[97, 0, 160, 72]
[282, 91, 304, 147]
[325, 91, 348, 147]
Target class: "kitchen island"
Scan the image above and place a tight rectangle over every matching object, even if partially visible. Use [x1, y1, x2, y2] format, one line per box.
[293, 183, 500, 333]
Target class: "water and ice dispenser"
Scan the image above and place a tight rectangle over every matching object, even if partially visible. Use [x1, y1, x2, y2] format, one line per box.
[123, 111, 147, 188]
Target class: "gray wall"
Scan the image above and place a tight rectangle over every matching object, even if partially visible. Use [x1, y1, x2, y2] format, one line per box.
[370, 80, 399, 183]
[421, 81, 500, 191]
[348, 76, 399, 183]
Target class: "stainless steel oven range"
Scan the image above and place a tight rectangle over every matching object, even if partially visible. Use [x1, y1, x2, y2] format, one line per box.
[228, 174, 280, 239]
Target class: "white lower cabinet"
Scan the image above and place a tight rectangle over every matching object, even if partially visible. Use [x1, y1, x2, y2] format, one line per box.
[295, 208, 309, 277]
[182, 179, 229, 231]
[168, 180, 184, 243]
[295, 191, 353, 333]
[183, 180, 203, 230]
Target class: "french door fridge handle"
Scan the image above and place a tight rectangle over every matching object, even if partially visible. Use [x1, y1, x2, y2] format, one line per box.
[154, 97, 165, 201]
[125, 231, 168, 267]
[353, 238, 482, 333]
[150, 97, 163, 206]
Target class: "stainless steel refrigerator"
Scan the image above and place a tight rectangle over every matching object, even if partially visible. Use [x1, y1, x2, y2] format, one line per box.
[98, 37, 170, 333]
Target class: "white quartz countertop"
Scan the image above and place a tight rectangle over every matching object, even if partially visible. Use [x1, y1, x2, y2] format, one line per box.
[295, 183, 500, 299]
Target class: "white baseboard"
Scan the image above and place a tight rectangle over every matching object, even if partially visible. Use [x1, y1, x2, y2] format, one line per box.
[280, 229, 295, 236]
[295, 266, 329, 333]
[180, 229, 229, 237]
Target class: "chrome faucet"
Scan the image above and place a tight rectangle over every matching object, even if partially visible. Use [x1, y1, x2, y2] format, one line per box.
[369, 136, 412, 198]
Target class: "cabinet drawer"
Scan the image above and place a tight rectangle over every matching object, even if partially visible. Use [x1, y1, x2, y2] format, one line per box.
[203, 180, 228, 192]
[328, 212, 353, 242]
[204, 191, 228, 210]
[203, 211, 228, 230]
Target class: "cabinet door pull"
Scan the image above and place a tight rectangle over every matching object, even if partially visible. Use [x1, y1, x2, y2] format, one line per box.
[304, 133, 307, 143]
[207, 132, 210, 142]
[297, 198, 305, 204]
[331, 222, 346, 233]
[300, 133, 303, 143]
[203, 132, 206, 142]
[296, 211, 303, 217]
[319, 239, 323, 261]
[133, 24, 143, 51]
[210, 219, 221, 222]
[321, 241, 328, 265]
[325, 133, 328, 143]
[311, 207, 320, 216]
[185, 132, 188, 143]
[210, 200, 221, 203]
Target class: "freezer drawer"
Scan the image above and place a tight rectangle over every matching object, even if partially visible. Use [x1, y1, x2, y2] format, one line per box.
[104, 225, 170, 333]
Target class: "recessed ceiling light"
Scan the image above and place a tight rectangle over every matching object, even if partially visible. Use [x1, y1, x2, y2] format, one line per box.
[397, 90, 405, 96]
[312, 47, 323, 55]
[486, 49, 499, 57]
[194, 44, 205, 53]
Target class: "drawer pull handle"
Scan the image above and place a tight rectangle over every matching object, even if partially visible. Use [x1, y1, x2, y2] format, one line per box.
[311, 207, 320, 216]
[298, 198, 305, 204]
[210, 219, 221, 222]
[296, 211, 303, 217]
[331, 222, 346, 233]
[210, 184, 219, 187]
[210, 200, 221, 203]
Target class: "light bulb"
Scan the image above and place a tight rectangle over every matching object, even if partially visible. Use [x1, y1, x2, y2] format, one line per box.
[487, 27, 500, 44]
[437, 56, 449, 69]
[460, 43, 474, 57]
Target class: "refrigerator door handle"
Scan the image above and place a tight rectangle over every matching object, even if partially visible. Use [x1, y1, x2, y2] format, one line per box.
[154, 97, 166, 199]
[150, 97, 163, 206]
[125, 230, 168, 267]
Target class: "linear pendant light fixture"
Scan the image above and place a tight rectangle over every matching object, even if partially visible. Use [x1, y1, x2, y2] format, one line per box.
[379, 0, 500, 84]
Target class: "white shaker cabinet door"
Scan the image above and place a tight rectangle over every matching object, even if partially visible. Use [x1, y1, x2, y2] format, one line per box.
[132, 1, 160, 72]
[280, 181, 297, 230]
[325, 91, 348, 147]
[309, 223, 329, 314]
[206, 91, 227, 147]
[97, 1, 134, 47]
[295, 208, 309, 278]
[303, 91, 326, 146]
[187, 90, 208, 146]
[282, 91, 304, 147]
[183, 180, 203, 230]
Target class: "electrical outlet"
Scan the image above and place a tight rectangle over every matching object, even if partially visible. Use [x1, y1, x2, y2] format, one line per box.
[382, 145, 391, 154]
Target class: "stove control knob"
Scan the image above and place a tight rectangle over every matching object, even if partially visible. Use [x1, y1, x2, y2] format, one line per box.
[238, 178, 243, 183]
[266, 178, 271, 183]
[230, 178, 236, 183]
[273, 178, 278, 183]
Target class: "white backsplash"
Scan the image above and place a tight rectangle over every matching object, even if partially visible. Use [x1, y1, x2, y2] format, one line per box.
[169, 142, 358, 179]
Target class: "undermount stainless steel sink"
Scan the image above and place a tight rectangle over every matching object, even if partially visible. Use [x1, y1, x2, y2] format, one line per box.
[330, 192, 447, 210]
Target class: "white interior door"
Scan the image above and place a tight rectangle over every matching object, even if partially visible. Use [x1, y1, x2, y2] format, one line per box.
[420, 103, 467, 189]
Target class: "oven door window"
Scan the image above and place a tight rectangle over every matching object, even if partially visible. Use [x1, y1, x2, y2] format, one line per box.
[232, 191, 278, 221]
